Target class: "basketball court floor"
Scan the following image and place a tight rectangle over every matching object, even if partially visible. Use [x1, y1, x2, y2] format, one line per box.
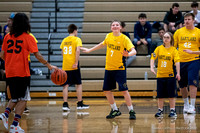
[0, 98, 199, 133]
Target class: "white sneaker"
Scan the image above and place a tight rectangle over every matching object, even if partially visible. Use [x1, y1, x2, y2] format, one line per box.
[187, 105, 196, 114]
[0, 113, 8, 130]
[183, 105, 189, 113]
[10, 124, 24, 133]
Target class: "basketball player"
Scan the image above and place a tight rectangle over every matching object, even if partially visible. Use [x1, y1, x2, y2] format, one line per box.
[151, 32, 180, 118]
[81, 20, 137, 119]
[0, 13, 57, 132]
[60, 24, 89, 111]
[174, 13, 200, 114]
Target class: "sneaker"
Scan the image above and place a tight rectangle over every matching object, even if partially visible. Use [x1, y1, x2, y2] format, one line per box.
[106, 109, 121, 119]
[183, 105, 189, 113]
[77, 101, 89, 110]
[129, 110, 136, 120]
[77, 112, 90, 119]
[10, 124, 24, 133]
[155, 109, 163, 117]
[23, 107, 30, 113]
[0, 113, 8, 130]
[62, 111, 70, 119]
[187, 105, 196, 114]
[63, 102, 70, 111]
[168, 110, 177, 118]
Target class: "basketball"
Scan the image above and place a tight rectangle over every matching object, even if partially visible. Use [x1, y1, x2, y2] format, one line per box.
[51, 69, 67, 85]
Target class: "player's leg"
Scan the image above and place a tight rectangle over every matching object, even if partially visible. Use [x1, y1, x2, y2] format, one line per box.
[103, 70, 121, 119]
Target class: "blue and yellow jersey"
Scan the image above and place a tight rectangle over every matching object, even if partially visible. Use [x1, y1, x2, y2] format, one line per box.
[102, 32, 134, 70]
[174, 27, 200, 62]
[60, 36, 82, 71]
[28, 33, 38, 62]
[151, 45, 180, 78]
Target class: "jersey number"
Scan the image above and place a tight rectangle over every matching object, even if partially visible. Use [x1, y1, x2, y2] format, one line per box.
[63, 46, 72, 54]
[7, 40, 22, 54]
[161, 61, 167, 67]
[110, 50, 114, 57]
[184, 42, 191, 48]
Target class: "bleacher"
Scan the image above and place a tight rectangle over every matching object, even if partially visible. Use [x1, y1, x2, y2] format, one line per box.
[0, 0, 199, 98]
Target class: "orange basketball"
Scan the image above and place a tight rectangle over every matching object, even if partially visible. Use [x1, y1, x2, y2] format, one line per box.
[51, 69, 67, 85]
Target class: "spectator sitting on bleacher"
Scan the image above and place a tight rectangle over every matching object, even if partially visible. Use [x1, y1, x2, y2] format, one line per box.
[133, 13, 152, 57]
[0, 25, 2, 46]
[3, 13, 14, 36]
[163, 3, 183, 33]
[150, 27, 165, 54]
[190, 1, 200, 29]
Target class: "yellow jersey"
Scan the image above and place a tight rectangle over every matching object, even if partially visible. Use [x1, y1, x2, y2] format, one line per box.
[60, 36, 82, 71]
[151, 45, 180, 78]
[174, 27, 200, 62]
[28, 33, 38, 62]
[102, 32, 134, 70]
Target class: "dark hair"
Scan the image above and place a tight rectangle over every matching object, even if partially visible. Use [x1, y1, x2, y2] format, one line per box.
[158, 27, 165, 32]
[138, 13, 147, 19]
[191, 1, 198, 8]
[10, 13, 30, 37]
[184, 12, 195, 20]
[68, 24, 78, 34]
[121, 21, 126, 28]
[172, 3, 179, 8]
[163, 32, 174, 46]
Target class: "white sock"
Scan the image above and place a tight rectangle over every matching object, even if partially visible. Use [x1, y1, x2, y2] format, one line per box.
[127, 105, 133, 111]
[110, 103, 118, 111]
[158, 108, 163, 111]
[190, 98, 196, 107]
[170, 108, 175, 111]
[183, 98, 189, 107]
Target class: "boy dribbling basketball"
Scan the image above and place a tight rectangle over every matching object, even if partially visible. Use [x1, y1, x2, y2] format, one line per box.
[60, 24, 89, 111]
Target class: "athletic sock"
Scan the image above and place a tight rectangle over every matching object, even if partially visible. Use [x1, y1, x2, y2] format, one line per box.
[12, 114, 21, 126]
[183, 98, 189, 107]
[127, 105, 134, 112]
[4, 107, 11, 118]
[110, 103, 118, 111]
[190, 98, 196, 107]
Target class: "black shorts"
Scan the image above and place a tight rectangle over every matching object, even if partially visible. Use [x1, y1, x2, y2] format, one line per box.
[62, 68, 82, 86]
[6, 77, 30, 102]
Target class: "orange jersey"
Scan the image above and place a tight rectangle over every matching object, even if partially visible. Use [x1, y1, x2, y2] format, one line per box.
[2, 33, 38, 78]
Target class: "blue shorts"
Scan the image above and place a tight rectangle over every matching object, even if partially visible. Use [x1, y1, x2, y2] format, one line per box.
[178, 60, 200, 88]
[103, 70, 128, 91]
[157, 77, 177, 98]
[62, 68, 82, 86]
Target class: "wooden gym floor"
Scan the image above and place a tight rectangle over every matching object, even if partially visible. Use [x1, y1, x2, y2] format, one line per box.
[0, 98, 200, 133]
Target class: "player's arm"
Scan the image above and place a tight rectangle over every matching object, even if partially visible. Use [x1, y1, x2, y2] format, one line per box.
[81, 42, 105, 53]
[73, 46, 81, 69]
[183, 49, 200, 54]
[33, 52, 57, 70]
[175, 62, 180, 81]
[150, 59, 156, 75]
[0, 50, 5, 60]
[122, 47, 136, 57]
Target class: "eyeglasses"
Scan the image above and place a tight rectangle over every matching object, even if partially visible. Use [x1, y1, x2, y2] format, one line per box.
[163, 36, 170, 39]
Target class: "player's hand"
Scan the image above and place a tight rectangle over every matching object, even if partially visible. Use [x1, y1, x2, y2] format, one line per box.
[176, 74, 181, 81]
[48, 65, 58, 70]
[81, 47, 91, 53]
[183, 49, 193, 54]
[121, 50, 129, 57]
[72, 63, 78, 69]
[150, 68, 156, 75]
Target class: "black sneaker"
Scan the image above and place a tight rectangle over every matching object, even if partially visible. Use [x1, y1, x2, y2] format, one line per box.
[168, 110, 177, 118]
[77, 101, 89, 110]
[129, 110, 136, 120]
[106, 109, 121, 119]
[23, 107, 30, 113]
[155, 109, 163, 117]
[63, 102, 70, 111]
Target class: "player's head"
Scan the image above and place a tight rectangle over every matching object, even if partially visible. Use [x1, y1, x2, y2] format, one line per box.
[10, 13, 30, 37]
[138, 13, 147, 26]
[158, 27, 165, 38]
[191, 1, 198, 12]
[163, 32, 174, 46]
[184, 13, 195, 28]
[172, 3, 179, 14]
[110, 20, 122, 33]
[68, 24, 78, 36]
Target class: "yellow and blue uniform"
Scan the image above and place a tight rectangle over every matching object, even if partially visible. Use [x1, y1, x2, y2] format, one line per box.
[60, 36, 82, 85]
[102, 33, 134, 91]
[151, 45, 180, 98]
[174, 27, 200, 88]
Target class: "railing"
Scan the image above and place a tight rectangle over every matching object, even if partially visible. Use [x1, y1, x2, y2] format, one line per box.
[54, 0, 59, 32]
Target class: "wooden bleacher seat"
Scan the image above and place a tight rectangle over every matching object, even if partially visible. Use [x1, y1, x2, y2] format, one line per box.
[0, 2, 32, 12]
